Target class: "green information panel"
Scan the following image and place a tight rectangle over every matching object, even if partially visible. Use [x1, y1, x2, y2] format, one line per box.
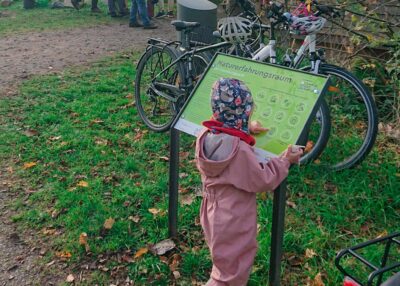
[174, 53, 329, 161]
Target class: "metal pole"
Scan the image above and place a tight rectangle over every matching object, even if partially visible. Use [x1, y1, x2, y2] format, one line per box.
[269, 179, 287, 286]
[168, 128, 180, 238]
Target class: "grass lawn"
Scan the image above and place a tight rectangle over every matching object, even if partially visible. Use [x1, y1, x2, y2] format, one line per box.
[0, 0, 121, 36]
[0, 52, 399, 285]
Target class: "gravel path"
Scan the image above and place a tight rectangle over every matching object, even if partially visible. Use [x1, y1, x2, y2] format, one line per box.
[0, 20, 176, 93]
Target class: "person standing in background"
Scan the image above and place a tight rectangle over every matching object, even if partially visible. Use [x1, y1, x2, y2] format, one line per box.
[108, 0, 129, 17]
[129, 0, 158, 29]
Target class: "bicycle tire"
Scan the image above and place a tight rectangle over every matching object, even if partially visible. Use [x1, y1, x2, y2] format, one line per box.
[305, 64, 378, 171]
[135, 44, 185, 132]
[299, 98, 331, 165]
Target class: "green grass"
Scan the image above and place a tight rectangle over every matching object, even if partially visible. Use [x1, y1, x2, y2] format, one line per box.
[0, 52, 399, 285]
[0, 0, 122, 36]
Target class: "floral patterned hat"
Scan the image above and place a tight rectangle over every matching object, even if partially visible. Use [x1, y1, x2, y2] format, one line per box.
[211, 78, 254, 134]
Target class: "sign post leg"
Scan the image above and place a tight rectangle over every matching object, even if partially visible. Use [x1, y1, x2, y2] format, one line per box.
[269, 179, 287, 286]
[168, 128, 180, 238]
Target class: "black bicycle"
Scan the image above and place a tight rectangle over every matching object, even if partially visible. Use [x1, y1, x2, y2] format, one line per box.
[134, 21, 229, 132]
[134, 1, 378, 171]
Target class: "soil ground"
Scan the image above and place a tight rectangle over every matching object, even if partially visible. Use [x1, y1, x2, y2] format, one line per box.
[0, 20, 176, 285]
[0, 21, 176, 95]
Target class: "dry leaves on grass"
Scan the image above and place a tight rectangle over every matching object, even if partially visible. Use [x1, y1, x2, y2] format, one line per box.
[148, 208, 165, 217]
[286, 200, 297, 209]
[128, 215, 140, 223]
[150, 239, 176, 256]
[305, 248, 317, 259]
[134, 247, 148, 259]
[180, 194, 194, 206]
[79, 232, 90, 252]
[66, 274, 75, 283]
[103, 218, 115, 230]
[76, 180, 89, 187]
[23, 162, 37, 169]
[55, 251, 72, 260]
[311, 272, 325, 286]
[23, 129, 38, 137]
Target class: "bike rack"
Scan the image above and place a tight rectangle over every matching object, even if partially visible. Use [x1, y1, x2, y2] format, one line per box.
[335, 232, 400, 286]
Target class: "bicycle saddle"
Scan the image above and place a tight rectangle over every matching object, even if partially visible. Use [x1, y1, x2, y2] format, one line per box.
[171, 20, 200, 31]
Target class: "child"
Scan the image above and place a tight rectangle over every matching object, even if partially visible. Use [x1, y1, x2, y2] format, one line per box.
[195, 78, 302, 285]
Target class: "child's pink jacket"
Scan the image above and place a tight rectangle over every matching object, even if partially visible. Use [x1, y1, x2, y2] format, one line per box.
[195, 129, 290, 286]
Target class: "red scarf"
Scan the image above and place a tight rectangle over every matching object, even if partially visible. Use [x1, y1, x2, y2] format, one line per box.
[202, 120, 256, 146]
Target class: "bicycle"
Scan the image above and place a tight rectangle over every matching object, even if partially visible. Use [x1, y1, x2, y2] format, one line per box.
[134, 1, 378, 171]
[134, 21, 231, 132]
[216, 0, 378, 171]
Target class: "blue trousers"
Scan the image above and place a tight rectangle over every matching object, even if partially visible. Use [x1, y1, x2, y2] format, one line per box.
[130, 0, 150, 26]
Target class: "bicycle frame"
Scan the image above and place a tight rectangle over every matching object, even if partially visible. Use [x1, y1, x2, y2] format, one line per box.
[252, 31, 320, 73]
[144, 38, 231, 104]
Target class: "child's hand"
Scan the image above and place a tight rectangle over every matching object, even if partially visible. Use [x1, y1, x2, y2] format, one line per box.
[280, 144, 303, 165]
[249, 120, 269, 134]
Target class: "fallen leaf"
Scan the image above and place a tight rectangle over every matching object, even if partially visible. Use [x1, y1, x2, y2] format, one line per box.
[56, 251, 72, 259]
[312, 272, 325, 286]
[79, 232, 88, 245]
[95, 138, 108, 146]
[148, 208, 161, 215]
[23, 162, 37, 169]
[66, 274, 75, 283]
[128, 215, 140, 223]
[178, 188, 189, 194]
[168, 254, 182, 271]
[150, 239, 175, 255]
[103, 218, 115, 230]
[159, 156, 169, 162]
[286, 200, 297, 209]
[90, 119, 104, 124]
[134, 247, 148, 259]
[179, 151, 190, 159]
[49, 136, 61, 141]
[304, 141, 314, 153]
[173, 271, 181, 279]
[76, 181, 89, 187]
[304, 178, 315, 186]
[121, 254, 134, 263]
[24, 129, 38, 137]
[376, 230, 388, 239]
[179, 173, 188, 179]
[180, 194, 194, 206]
[42, 228, 57, 235]
[305, 248, 317, 259]
[133, 132, 145, 141]
[324, 182, 338, 193]
[259, 192, 268, 201]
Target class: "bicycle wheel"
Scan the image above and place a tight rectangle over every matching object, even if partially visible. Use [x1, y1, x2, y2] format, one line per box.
[135, 44, 186, 132]
[299, 98, 331, 165]
[308, 64, 378, 170]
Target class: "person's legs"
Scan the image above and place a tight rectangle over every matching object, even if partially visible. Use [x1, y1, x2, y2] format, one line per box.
[108, 0, 117, 16]
[147, 0, 154, 18]
[91, 0, 101, 12]
[136, 0, 154, 27]
[129, 0, 139, 24]
[117, 0, 128, 15]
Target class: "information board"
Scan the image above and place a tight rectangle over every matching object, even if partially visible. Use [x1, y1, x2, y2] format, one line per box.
[173, 53, 329, 161]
